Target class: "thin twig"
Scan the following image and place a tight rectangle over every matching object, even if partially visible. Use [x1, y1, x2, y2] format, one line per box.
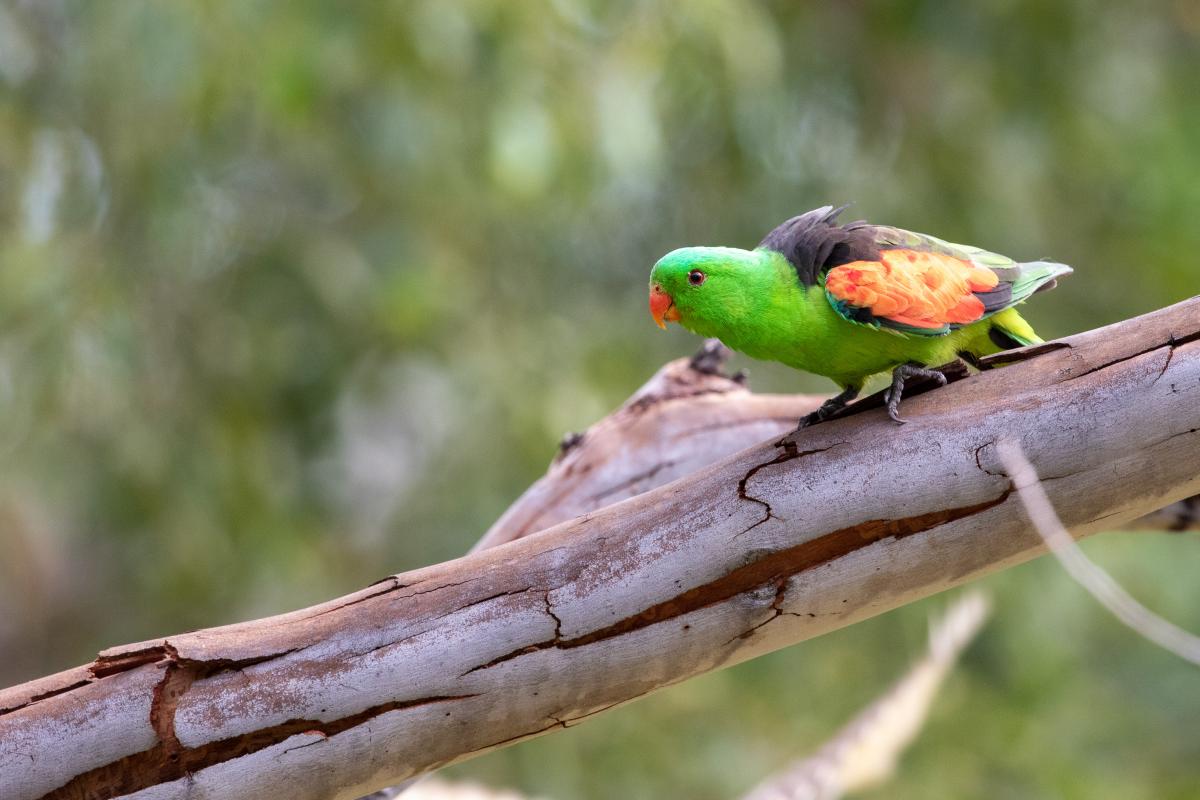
[741, 592, 990, 800]
[996, 439, 1200, 667]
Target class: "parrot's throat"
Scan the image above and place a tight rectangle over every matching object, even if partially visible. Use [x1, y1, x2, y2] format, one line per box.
[681, 250, 806, 361]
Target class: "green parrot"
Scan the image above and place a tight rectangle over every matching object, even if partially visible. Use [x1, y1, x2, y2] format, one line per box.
[648, 206, 1071, 425]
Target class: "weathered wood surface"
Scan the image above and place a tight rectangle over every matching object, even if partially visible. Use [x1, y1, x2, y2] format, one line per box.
[473, 341, 824, 552]
[2, 297, 1198, 800]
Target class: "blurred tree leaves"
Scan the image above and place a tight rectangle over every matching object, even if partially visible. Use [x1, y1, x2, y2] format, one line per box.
[0, 1, 1197, 797]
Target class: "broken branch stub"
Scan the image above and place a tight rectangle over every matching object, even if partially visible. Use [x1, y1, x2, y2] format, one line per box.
[473, 341, 823, 552]
[2, 298, 1199, 800]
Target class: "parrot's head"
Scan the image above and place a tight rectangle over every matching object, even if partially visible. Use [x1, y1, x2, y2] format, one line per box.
[648, 246, 768, 337]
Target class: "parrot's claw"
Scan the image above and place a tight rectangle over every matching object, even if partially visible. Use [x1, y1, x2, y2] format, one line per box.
[885, 364, 948, 424]
[797, 385, 860, 430]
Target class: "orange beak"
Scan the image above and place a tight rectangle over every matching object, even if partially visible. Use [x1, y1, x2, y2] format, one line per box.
[649, 284, 680, 330]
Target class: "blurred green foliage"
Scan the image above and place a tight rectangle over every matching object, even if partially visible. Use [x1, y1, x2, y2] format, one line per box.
[0, 1, 1197, 797]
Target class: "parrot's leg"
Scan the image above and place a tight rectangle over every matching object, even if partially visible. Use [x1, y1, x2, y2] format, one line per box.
[884, 364, 948, 424]
[956, 351, 993, 371]
[798, 385, 860, 429]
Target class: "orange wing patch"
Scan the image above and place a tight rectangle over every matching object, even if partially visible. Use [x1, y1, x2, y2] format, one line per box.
[825, 249, 999, 329]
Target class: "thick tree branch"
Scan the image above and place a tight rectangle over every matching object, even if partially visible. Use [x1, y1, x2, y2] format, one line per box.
[371, 595, 988, 800]
[477, 342, 1190, 553]
[2, 298, 1198, 800]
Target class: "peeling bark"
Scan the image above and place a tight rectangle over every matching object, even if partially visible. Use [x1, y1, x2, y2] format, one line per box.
[2, 298, 1199, 800]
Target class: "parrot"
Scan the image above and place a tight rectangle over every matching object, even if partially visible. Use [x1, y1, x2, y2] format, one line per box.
[648, 206, 1071, 425]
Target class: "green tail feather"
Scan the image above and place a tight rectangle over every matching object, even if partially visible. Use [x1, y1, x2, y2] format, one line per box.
[991, 314, 1041, 347]
[982, 261, 1070, 348]
[1009, 260, 1073, 306]
[988, 262, 1075, 347]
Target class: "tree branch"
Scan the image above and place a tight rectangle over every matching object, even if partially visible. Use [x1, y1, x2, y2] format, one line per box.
[2, 297, 1198, 800]
[369, 595, 989, 800]
[475, 340, 1192, 554]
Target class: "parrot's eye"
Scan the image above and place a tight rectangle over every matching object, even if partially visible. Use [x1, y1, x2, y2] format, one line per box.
[687, 269, 706, 286]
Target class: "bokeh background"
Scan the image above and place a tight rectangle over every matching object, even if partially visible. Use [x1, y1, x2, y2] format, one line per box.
[1, 1, 1198, 797]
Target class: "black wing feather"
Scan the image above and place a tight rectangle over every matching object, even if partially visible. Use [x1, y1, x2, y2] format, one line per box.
[756, 205, 879, 287]
[974, 284, 1014, 314]
[758, 206, 1071, 336]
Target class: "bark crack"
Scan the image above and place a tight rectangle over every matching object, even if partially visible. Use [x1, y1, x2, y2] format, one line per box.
[0, 678, 94, 716]
[1153, 330, 1200, 385]
[394, 577, 481, 600]
[462, 487, 1013, 676]
[42, 694, 479, 800]
[280, 733, 328, 756]
[624, 386, 739, 415]
[1064, 330, 1200, 383]
[481, 720, 564, 751]
[90, 646, 171, 679]
[724, 577, 791, 645]
[2, 641, 302, 720]
[148, 648, 194, 774]
[300, 577, 408, 621]
[735, 440, 846, 537]
[973, 439, 1006, 478]
[542, 592, 564, 641]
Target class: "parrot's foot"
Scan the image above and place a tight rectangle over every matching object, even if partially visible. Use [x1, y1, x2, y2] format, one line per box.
[884, 364, 948, 424]
[798, 386, 860, 429]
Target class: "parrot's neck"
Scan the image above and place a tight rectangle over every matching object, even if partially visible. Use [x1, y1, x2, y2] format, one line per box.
[681, 249, 813, 360]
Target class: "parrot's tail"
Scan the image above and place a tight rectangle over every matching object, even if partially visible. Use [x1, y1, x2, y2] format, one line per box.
[1012, 260, 1073, 303]
[985, 260, 1072, 349]
[988, 310, 1042, 349]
